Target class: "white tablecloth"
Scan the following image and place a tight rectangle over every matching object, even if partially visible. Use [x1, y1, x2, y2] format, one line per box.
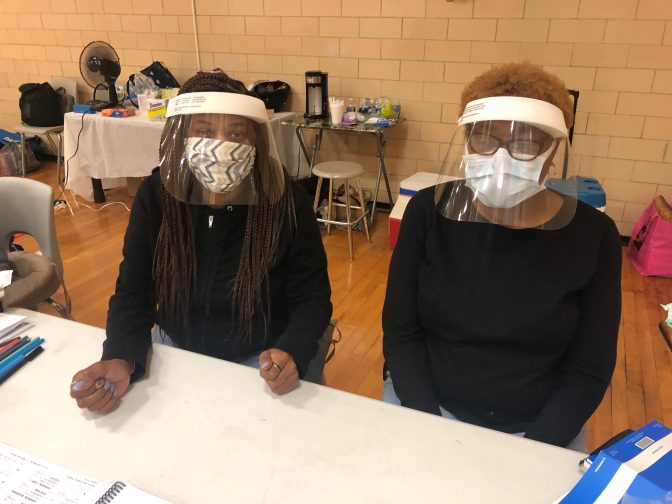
[63, 111, 303, 201]
[63, 112, 164, 201]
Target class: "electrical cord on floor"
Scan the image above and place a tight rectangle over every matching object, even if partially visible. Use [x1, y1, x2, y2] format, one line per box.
[78, 201, 130, 213]
[53, 112, 131, 214]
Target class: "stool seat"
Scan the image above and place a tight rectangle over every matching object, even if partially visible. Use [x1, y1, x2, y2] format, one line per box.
[312, 161, 364, 179]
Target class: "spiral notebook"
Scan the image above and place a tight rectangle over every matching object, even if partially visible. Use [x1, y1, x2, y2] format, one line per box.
[0, 442, 171, 503]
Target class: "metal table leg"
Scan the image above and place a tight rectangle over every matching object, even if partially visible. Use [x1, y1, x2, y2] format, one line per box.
[56, 132, 62, 185]
[295, 125, 310, 175]
[295, 125, 323, 176]
[92, 178, 105, 203]
[19, 133, 26, 177]
[370, 131, 393, 224]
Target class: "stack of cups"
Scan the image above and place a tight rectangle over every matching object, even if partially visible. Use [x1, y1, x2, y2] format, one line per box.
[329, 97, 345, 125]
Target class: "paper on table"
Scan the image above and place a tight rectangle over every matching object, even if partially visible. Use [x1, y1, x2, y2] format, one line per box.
[0, 314, 28, 341]
[0, 443, 107, 504]
[0, 322, 33, 343]
[0, 270, 11, 289]
[0, 442, 171, 504]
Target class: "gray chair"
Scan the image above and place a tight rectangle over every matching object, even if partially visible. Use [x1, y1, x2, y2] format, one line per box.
[15, 78, 77, 183]
[0, 177, 71, 317]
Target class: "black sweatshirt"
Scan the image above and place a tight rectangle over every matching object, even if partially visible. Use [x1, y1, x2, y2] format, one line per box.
[102, 171, 332, 379]
[382, 185, 622, 447]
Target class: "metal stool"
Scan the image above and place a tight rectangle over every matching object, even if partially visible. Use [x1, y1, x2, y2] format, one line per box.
[312, 161, 371, 260]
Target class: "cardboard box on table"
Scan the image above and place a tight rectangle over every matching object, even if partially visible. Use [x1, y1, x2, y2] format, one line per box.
[557, 421, 672, 503]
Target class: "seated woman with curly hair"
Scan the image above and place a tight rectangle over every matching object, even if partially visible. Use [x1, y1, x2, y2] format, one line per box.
[382, 62, 621, 451]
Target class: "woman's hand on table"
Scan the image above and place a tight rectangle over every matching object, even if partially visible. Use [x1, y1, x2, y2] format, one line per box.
[259, 349, 300, 395]
[70, 359, 133, 413]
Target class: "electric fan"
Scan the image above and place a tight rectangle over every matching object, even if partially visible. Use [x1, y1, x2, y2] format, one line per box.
[79, 41, 121, 110]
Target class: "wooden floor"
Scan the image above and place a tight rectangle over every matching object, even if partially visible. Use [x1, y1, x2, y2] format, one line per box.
[18, 162, 672, 452]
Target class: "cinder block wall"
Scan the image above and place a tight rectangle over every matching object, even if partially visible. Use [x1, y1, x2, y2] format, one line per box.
[1, 0, 671, 235]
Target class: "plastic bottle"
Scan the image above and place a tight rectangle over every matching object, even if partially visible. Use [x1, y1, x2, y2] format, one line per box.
[372, 98, 382, 117]
[341, 98, 356, 125]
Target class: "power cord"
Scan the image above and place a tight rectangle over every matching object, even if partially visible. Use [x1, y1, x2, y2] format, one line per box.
[78, 201, 130, 213]
[54, 111, 131, 215]
[92, 83, 107, 102]
[55, 111, 87, 204]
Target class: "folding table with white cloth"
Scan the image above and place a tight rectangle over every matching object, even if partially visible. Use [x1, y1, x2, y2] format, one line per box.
[63, 111, 301, 202]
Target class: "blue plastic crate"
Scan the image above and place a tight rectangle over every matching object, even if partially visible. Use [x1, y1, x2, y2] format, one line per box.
[545, 176, 606, 208]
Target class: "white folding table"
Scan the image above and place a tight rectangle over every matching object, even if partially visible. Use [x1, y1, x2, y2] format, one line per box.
[0, 309, 584, 503]
[63, 111, 301, 202]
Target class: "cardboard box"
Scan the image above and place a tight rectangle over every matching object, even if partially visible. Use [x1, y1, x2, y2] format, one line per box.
[557, 421, 672, 503]
[101, 108, 135, 118]
[146, 99, 167, 121]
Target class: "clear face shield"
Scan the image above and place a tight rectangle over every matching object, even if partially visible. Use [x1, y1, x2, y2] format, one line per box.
[159, 92, 285, 206]
[435, 96, 577, 230]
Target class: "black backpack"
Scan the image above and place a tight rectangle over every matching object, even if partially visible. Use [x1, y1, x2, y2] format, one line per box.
[18, 83, 63, 127]
[252, 81, 291, 112]
[127, 61, 180, 106]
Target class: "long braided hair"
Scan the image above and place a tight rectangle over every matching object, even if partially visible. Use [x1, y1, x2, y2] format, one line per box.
[153, 71, 296, 349]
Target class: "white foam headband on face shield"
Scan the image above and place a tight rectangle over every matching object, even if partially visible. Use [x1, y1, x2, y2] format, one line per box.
[458, 96, 568, 139]
[166, 92, 269, 125]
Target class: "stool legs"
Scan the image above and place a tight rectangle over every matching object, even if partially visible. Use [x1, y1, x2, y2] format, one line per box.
[355, 177, 371, 244]
[313, 176, 323, 215]
[311, 170, 371, 261]
[327, 178, 334, 235]
[344, 178, 354, 260]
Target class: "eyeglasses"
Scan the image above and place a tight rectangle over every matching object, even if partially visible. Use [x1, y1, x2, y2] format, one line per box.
[468, 134, 551, 161]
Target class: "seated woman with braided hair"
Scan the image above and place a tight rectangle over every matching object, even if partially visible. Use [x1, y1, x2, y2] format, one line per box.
[382, 63, 621, 451]
[70, 72, 332, 413]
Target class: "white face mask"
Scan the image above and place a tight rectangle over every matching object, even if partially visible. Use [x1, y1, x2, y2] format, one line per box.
[463, 146, 553, 209]
[184, 137, 256, 193]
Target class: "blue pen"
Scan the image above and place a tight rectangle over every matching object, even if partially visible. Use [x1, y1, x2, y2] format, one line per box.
[0, 345, 44, 384]
[0, 338, 44, 369]
[0, 338, 44, 372]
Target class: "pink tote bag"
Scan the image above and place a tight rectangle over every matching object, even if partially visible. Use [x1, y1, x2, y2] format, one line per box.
[627, 196, 672, 277]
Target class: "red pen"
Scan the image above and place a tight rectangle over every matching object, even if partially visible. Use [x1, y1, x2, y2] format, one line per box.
[0, 337, 20, 352]
[0, 337, 28, 361]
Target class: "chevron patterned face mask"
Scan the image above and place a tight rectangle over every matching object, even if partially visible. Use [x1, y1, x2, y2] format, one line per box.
[184, 137, 256, 193]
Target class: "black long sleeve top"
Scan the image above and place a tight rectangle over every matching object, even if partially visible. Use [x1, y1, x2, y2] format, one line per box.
[382, 185, 622, 447]
[102, 171, 332, 379]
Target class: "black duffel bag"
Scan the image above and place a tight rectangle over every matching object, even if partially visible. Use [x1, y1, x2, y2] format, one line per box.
[18, 82, 63, 127]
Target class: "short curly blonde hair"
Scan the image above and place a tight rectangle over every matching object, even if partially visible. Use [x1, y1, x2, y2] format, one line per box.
[459, 62, 574, 129]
